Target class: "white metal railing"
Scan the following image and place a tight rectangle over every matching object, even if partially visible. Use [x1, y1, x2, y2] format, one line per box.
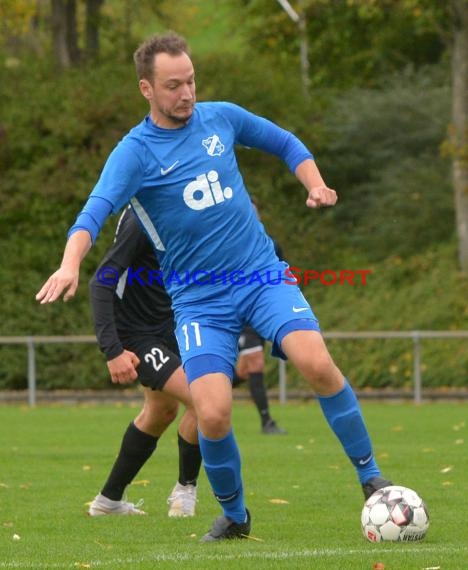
[0, 335, 97, 407]
[1, 331, 467, 406]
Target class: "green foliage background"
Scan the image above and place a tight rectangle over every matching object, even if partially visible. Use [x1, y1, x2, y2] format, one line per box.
[0, 0, 466, 391]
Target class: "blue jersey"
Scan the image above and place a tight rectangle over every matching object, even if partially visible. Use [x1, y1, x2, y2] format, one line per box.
[87, 102, 313, 303]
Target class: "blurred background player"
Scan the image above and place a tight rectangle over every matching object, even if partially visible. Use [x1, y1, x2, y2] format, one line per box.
[233, 326, 286, 434]
[232, 198, 287, 434]
[87, 206, 201, 517]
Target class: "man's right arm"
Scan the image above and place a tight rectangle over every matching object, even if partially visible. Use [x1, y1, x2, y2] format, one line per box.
[36, 230, 92, 304]
[36, 139, 144, 305]
[36, 192, 114, 304]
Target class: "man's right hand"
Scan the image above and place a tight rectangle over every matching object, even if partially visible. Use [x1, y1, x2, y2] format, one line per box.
[35, 230, 92, 304]
[107, 350, 140, 384]
[35, 266, 80, 304]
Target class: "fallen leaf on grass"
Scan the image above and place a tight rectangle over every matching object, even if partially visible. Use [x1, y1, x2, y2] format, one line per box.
[269, 498, 289, 504]
[131, 480, 150, 487]
[243, 534, 264, 542]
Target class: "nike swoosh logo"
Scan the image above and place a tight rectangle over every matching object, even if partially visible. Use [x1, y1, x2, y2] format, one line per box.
[160, 160, 180, 176]
[292, 306, 309, 313]
[358, 454, 373, 466]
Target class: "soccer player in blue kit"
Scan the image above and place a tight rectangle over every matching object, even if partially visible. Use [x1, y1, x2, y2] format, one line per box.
[36, 31, 392, 541]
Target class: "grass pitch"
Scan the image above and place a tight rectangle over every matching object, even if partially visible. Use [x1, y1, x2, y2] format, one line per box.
[0, 400, 466, 569]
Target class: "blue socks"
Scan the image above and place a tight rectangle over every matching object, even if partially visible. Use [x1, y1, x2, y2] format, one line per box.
[318, 380, 380, 483]
[198, 429, 247, 523]
[198, 380, 378, 520]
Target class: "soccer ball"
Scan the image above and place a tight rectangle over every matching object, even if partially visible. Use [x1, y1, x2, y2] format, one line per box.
[361, 486, 429, 542]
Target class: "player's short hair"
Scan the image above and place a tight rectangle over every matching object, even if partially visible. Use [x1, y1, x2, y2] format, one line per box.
[133, 31, 190, 82]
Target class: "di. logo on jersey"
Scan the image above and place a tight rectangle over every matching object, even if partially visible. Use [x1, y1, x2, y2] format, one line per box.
[183, 170, 233, 211]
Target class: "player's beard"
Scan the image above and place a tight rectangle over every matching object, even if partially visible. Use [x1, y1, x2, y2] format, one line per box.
[166, 103, 194, 125]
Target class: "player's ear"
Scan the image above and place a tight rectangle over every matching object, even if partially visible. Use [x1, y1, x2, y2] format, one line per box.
[139, 79, 153, 100]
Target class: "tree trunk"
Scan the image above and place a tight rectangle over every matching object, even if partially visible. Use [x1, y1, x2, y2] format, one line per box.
[51, 0, 70, 68]
[451, 0, 468, 272]
[50, 0, 80, 67]
[85, 0, 104, 61]
[66, 0, 80, 64]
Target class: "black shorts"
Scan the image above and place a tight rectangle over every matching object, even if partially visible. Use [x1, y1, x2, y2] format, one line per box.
[238, 326, 265, 355]
[119, 330, 181, 391]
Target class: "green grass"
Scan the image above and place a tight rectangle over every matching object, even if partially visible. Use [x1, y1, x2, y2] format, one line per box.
[0, 401, 466, 569]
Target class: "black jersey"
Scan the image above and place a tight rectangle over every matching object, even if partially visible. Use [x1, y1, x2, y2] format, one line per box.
[89, 206, 174, 361]
[273, 240, 284, 262]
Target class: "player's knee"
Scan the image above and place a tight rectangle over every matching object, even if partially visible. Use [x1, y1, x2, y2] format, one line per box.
[198, 408, 231, 439]
[295, 352, 342, 392]
[244, 352, 264, 374]
[236, 356, 248, 379]
[161, 404, 179, 426]
[145, 399, 179, 428]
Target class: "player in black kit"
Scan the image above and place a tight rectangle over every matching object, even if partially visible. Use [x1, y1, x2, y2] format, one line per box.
[87, 206, 201, 517]
[233, 326, 286, 434]
[232, 197, 286, 434]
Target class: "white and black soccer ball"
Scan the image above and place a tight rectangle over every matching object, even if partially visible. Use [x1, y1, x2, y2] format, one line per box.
[361, 485, 429, 542]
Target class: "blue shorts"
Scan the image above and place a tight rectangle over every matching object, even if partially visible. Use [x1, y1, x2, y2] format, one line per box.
[173, 261, 320, 382]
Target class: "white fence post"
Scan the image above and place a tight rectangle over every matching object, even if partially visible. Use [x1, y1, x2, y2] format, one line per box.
[278, 359, 287, 404]
[27, 337, 37, 407]
[412, 331, 422, 405]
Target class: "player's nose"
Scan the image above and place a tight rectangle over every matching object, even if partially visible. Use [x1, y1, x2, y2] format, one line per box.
[180, 84, 194, 100]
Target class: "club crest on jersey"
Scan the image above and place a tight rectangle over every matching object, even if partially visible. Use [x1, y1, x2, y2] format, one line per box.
[183, 170, 233, 210]
[202, 134, 225, 157]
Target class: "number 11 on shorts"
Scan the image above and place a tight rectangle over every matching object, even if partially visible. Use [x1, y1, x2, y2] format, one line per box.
[181, 321, 202, 350]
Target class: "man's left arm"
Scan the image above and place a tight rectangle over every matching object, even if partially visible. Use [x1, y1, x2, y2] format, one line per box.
[223, 103, 338, 208]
